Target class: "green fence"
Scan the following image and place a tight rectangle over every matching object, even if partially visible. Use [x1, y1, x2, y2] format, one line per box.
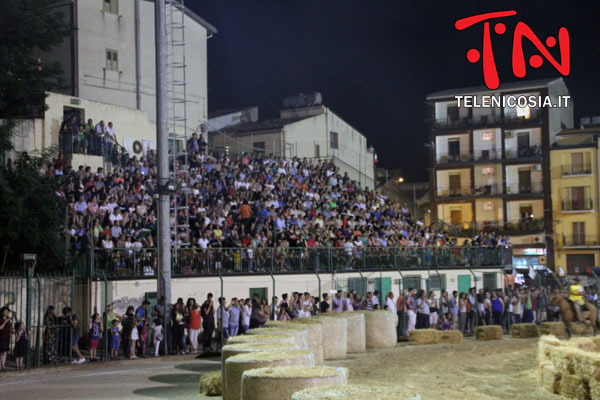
[69, 246, 512, 279]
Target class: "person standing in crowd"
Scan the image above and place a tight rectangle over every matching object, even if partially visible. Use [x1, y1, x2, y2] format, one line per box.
[13, 322, 31, 370]
[152, 319, 164, 357]
[458, 293, 468, 333]
[416, 290, 430, 329]
[511, 291, 522, 324]
[428, 290, 438, 329]
[188, 302, 201, 353]
[241, 299, 251, 333]
[64, 307, 86, 364]
[406, 288, 417, 333]
[152, 297, 171, 355]
[201, 293, 215, 352]
[110, 319, 121, 360]
[135, 300, 150, 357]
[343, 293, 354, 312]
[250, 294, 262, 328]
[396, 291, 405, 336]
[522, 288, 534, 323]
[217, 297, 229, 345]
[467, 288, 477, 333]
[320, 293, 330, 314]
[372, 290, 381, 309]
[449, 291, 459, 331]
[43, 306, 58, 365]
[483, 292, 492, 326]
[332, 290, 343, 313]
[88, 313, 102, 362]
[228, 298, 241, 338]
[491, 291, 504, 326]
[385, 291, 396, 314]
[171, 302, 186, 354]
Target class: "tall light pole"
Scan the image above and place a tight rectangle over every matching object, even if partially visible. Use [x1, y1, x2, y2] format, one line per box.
[155, 0, 171, 314]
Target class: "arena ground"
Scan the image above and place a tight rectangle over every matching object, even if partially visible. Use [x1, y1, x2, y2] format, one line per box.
[0, 337, 559, 399]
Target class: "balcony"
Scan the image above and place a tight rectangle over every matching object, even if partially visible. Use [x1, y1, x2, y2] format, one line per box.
[562, 163, 592, 176]
[473, 183, 502, 196]
[562, 198, 594, 212]
[562, 235, 600, 248]
[474, 149, 500, 162]
[452, 218, 545, 235]
[505, 182, 543, 195]
[436, 152, 473, 165]
[437, 185, 472, 197]
[433, 109, 541, 132]
[504, 146, 542, 160]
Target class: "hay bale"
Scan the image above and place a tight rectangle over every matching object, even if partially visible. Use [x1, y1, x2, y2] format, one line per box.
[362, 311, 398, 348]
[224, 350, 314, 400]
[559, 373, 590, 400]
[319, 313, 366, 353]
[408, 329, 440, 345]
[511, 323, 539, 338]
[291, 383, 414, 399]
[537, 335, 563, 365]
[198, 371, 222, 396]
[298, 317, 347, 360]
[247, 328, 309, 350]
[571, 323, 595, 336]
[590, 378, 600, 400]
[474, 325, 503, 341]
[240, 366, 348, 400]
[539, 362, 561, 395]
[265, 320, 324, 365]
[437, 330, 463, 344]
[550, 345, 578, 375]
[572, 349, 600, 381]
[227, 333, 297, 346]
[541, 322, 567, 337]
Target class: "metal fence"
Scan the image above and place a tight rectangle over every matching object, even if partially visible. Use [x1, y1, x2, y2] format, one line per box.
[69, 246, 513, 278]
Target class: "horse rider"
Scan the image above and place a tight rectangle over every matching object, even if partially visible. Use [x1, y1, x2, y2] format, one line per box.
[569, 277, 585, 322]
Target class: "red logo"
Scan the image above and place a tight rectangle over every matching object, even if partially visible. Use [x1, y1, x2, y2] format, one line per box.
[455, 10, 570, 89]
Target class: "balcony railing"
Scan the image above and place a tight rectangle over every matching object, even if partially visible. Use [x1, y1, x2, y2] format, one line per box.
[437, 185, 473, 197]
[433, 109, 541, 131]
[473, 183, 502, 196]
[503, 146, 542, 159]
[451, 218, 545, 235]
[436, 152, 473, 165]
[562, 198, 594, 212]
[563, 235, 600, 247]
[59, 132, 128, 165]
[562, 163, 593, 176]
[505, 182, 543, 195]
[69, 246, 513, 278]
[474, 149, 500, 161]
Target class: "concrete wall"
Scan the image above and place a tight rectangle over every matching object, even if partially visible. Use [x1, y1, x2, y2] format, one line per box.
[506, 199, 543, 222]
[474, 198, 503, 223]
[436, 168, 471, 193]
[505, 163, 542, 194]
[504, 127, 542, 156]
[548, 79, 574, 143]
[435, 133, 470, 159]
[473, 128, 501, 156]
[437, 202, 472, 227]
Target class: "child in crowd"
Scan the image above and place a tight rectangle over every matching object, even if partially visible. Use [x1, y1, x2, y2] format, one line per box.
[89, 313, 102, 361]
[14, 322, 30, 370]
[110, 319, 121, 360]
[152, 319, 164, 357]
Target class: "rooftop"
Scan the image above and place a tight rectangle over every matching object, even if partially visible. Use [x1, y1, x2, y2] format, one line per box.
[216, 116, 312, 136]
[426, 78, 563, 100]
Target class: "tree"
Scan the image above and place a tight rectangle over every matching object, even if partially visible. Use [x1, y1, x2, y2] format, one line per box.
[0, 0, 71, 271]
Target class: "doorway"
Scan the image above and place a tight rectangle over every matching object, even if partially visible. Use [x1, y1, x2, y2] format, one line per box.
[518, 168, 532, 193]
[448, 139, 460, 162]
[458, 275, 471, 294]
[449, 174, 461, 196]
[517, 132, 530, 157]
[572, 222, 586, 246]
[450, 209, 462, 226]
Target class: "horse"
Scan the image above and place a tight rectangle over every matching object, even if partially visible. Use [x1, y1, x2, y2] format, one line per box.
[548, 293, 597, 338]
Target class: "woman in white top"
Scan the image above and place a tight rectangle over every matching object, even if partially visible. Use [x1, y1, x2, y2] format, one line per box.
[241, 299, 251, 334]
[428, 291, 439, 328]
[301, 295, 314, 317]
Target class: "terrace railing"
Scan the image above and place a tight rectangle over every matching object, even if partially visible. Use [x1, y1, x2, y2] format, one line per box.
[70, 246, 513, 279]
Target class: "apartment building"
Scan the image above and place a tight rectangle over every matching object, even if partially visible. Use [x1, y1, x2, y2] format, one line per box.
[426, 78, 573, 271]
[551, 123, 600, 275]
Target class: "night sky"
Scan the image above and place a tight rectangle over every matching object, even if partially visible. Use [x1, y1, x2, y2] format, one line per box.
[191, 1, 600, 182]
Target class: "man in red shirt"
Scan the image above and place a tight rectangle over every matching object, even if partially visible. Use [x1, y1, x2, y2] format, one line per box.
[239, 200, 251, 231]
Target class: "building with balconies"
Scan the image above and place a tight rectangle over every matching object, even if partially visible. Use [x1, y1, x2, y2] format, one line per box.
[427, 78, 573, 271]
[551, 124, 600, 275]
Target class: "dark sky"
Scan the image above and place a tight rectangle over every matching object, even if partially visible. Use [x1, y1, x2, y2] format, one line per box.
[191, 1, 600, 182]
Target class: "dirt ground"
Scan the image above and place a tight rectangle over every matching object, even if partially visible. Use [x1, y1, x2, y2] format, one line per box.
[326, 337, 560, 400]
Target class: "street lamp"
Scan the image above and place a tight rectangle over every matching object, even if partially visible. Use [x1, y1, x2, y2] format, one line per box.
[397, 177, 404, 183]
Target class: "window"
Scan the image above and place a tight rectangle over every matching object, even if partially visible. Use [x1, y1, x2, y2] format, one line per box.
[482, 167, 494, 176]
[483, 273, 497, 291]
[103, 0, 119, 14]
[427, 275, 446, 292]
[253, 141, 265, 154]
[516, 105, 531, 119]
[105, 49, 118, 71]
[572, 222, 586, 246]
[483, 201, 494, 211]
[403, 276, 422, 291]
[314, 144, 320, 158]
[330, 131, 338, 149]
[481, 131, 493, 141]
[249, 287, 268, 301]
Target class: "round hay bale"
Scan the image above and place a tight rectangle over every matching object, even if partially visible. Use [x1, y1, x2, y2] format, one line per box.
[240, 366, 348, 400]
[319, 313, 366, 353]
[224, 350, 315, 400]
[291, 383, 414, 399]
[227, 333, 297, 346]
[511, 323, 539, 338]
[198, 370, 222, 396]
[221, 342, 299, 398]
[298, 316, 347, 360]
[540, 322, 567, 337]
[362, 311, 397, 348]
[437, 330, 463, 344]
[247, 328, 309, 350]
[408, 329, 440, 345]
[264, 320, 324, 364]
[474, 325, 503, 341]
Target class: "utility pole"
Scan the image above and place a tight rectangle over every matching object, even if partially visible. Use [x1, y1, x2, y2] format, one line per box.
[155, 0, 171, 314]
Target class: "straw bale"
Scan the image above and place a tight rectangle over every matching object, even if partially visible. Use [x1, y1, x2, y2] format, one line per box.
[240, 366, 348, 400]
[408, 329, 440, 345]
[291, 384, 414, 400]
[247, 328, 309, 350]
[511, 323, 539, 338]
[571, 323, 595, 336]
[198, 371, 222, 396]
[559, 373, 590, 400]
[538, 362, 561, 395]
[362, 310, 398, 348]
[541, 322, 567, 337]
[304, 317, 347, 359]
[572, 349, 600, 381]
[224, 350, 314, 400]
[474, 325, 503, 341]
[590, 378, 600, 400]
[227, 333, 296, 346]
[319, 312, 366, 353]
[437, 330, 463, 344]
[537, 335, 563, 365]
[550, 345, 578, 375]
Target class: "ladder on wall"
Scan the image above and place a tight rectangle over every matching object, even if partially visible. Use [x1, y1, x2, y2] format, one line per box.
[165, 0, 190, 250]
